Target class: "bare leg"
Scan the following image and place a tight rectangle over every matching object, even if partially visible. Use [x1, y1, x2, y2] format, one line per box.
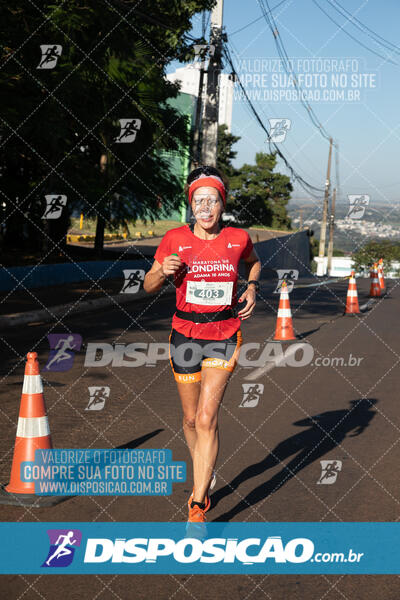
[192, 368, 232, 504]
[176, 381, 201, 461]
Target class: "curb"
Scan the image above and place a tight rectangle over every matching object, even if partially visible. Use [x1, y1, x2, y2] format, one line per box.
[0, 285, 176, 330]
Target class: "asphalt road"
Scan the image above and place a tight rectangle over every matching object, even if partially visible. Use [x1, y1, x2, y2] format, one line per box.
[0, 277, 399, 599]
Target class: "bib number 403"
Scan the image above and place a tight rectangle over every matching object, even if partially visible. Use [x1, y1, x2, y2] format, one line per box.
[186, 281, 233, 306]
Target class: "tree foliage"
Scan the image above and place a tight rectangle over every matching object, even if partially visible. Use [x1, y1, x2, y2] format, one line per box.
[0, 0, 215, 254]
[216, 126, 292, 229]
[352, 240, 400, 273]
[229, 152, 292, 229]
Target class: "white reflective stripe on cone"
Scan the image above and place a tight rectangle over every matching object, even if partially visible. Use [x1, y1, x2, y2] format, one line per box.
[16, 416, 50, 438]
[22, 375, 43, 395]
[280, 292, 289, 299]
[277, 308, 292, 317]
[347, 290, 358, 297]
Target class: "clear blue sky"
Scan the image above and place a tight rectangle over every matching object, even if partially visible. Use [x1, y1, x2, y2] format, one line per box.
[166, 0, 400, 205]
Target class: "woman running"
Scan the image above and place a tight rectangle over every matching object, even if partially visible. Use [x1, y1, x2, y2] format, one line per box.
[144, 165, 261, 523]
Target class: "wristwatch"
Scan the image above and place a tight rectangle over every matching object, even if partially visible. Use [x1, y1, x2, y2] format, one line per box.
[247, 280, 260, 291]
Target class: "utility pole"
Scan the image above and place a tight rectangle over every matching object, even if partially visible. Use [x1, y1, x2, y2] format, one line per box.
[299, 208, 304, 230]
[190, 11, 208, 171]
[190, 65, 206, 170]
[317, 137, 333, 276]
[327, 187, 336, 275]
[201, 0, 224, 166]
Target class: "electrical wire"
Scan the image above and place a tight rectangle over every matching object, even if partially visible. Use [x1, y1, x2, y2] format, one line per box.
[228, 0, 290, 36]
[258, 0, 334, 142]
[326, 0, 400, 57]
[222, 41, 326, 197]
[312, 0, 398, 65]
[227, 36, 326, 185]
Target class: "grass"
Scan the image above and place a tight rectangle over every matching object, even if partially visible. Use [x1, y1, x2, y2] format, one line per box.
[249, 224, 292, 232]
[69, 217, 184, 238]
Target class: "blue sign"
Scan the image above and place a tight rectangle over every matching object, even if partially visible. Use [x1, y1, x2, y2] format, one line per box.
[0, 523, 399, 574]
[21, 449, 186, 495]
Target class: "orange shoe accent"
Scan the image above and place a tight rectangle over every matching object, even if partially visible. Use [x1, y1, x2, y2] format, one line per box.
[188, 504, 207, 523]
[5, 352, 52, 494]
[377, 259, 385, 291]
[188, 488, 211, 513]
[274, 281, 296, 340]
[369, 264, 381, 298]
[344, 271, 360, 315]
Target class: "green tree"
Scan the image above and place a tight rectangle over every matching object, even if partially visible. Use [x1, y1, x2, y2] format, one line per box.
[229, 152, 292, 229]
[352, 240, 400, 273]
[0, 0, 215, 256]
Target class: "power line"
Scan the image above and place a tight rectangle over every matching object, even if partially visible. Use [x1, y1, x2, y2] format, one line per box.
[326, 0, 400, 57]
[222, 42, 325, 197]
[227, 37, 326, 184]
[312, 0, 398, 65]
[257, 0, 333, 142]
[228, 0, 290, 36]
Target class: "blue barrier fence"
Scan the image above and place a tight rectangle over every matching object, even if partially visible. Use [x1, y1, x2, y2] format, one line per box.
[0, 259, 150, 292]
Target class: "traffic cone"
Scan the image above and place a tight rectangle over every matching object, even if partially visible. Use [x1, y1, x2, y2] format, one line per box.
[378, 258, 385, 291]
[344, 271, 360, 315]
[5, 353, 52, 495]
[274, 281, 296, 340]
[369, 263, 381, 298]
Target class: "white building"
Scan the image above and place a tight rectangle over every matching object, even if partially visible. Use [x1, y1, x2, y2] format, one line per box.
[314, 256, 400, 278]
[166, 65, 234, 132]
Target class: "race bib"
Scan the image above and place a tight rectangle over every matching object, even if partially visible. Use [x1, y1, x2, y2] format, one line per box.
[186, 281, 233, 306]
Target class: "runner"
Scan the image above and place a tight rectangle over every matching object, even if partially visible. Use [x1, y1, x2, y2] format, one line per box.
[144, 165, 261, 523]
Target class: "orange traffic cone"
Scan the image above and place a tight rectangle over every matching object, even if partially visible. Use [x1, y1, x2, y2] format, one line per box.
[378, 258, 385, 291]
[274, 280, 296, 340]
[369, 263, 381, 298]
[5, 352, 52, 494]
[344, 271, 360, 315]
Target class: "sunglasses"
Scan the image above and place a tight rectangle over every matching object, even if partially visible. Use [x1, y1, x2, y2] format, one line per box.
[192, 194, 220, 208]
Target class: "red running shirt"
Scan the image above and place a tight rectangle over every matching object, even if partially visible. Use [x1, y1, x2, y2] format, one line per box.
[154, 225, 254, 340]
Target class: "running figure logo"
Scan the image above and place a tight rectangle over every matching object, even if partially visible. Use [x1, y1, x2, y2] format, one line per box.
[37, 45, 62, 69]
[268, 119, 291, 143]
[120, 269, 145, 294]
[114, 119, 141, 143]
[44, 334, 82, 372]
[274, 269, 299, 294]
[42, 529, 82, 568]
[317, 460, 342, 484]
[42, 195, 67, 219]
[86, 386, 110, 411]
[240, 383, 264, 408]
[346, 195, 370, 219]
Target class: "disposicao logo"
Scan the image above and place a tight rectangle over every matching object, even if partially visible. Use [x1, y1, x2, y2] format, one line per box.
[44, 334, 82, 372]
[42, 529, 82, 567]
[83, 536, 314, 564]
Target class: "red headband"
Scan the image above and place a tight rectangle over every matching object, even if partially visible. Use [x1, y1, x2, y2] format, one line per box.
[188, 175, 226, 207]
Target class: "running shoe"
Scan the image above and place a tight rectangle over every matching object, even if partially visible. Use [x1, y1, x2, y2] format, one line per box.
[188, 503, 207, 523]
[188, 489, 211, 513]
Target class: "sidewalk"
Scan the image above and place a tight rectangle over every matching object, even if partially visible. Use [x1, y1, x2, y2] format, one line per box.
[0, 277, 125, 317]
[0, 276, 176, 330]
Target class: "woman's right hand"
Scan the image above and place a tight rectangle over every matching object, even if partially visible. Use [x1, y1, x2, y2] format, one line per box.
[161, 254, 183, 276]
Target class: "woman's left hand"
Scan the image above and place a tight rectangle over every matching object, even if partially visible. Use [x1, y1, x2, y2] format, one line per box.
[237, 287, 256, 320]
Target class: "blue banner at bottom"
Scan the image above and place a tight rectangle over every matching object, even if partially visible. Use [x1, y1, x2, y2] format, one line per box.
[0, 522, 398, 574]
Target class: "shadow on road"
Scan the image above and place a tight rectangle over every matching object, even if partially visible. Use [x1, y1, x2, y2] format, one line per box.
[117, 429, 163, 449]
[212, 398, 378, 522]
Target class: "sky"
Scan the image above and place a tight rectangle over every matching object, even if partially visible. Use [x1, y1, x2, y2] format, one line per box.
[166, 0, 400, 206]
